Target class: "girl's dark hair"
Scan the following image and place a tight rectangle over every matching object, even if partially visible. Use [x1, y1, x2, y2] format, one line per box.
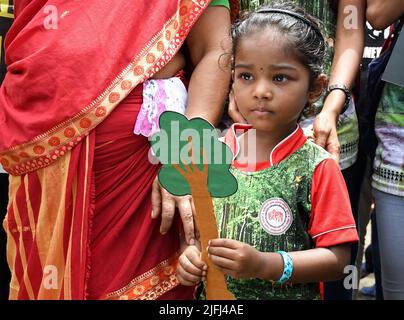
[231, 1, 326, 90]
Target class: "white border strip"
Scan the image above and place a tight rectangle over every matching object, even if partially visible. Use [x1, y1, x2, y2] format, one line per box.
[311, 225, 357, 239]
[269, 125, 299, 166]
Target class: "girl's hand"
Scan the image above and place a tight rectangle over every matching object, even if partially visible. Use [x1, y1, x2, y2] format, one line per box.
[207, 239, 263, 279]
[228, 90, 248, 124]
[177, 245, 207, 286]
[312, 109, 340, 163]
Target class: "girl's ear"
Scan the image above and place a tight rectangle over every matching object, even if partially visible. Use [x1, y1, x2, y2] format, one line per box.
[308, 74, 327, 104]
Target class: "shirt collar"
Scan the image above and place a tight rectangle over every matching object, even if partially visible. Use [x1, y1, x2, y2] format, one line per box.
[223, 123, 307, 172]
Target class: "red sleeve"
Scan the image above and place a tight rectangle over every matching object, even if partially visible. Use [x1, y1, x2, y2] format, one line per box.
[307, 158, 359, 248]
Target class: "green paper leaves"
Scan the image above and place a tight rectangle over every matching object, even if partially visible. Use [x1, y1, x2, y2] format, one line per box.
[150, 111, 238, 197]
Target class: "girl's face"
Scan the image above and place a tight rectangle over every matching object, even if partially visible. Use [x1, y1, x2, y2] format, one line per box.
[232, 30, 319, 133]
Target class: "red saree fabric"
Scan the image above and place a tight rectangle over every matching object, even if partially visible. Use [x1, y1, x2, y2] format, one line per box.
[1, 0, 177, 149]
[0, 0, 203, 173]
[4, 132, 95, 299]
[1, 0, 220, 299]
[90, 85, 193, 300]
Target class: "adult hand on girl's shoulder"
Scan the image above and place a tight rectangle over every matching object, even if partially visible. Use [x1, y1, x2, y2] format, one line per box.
[151, 177, 195, 244]
[367, 0, 404, 30]
[312, 109, 340, 163]
[177, 244, 207, 286]
[228, 90, 248, 124]
[207, 238, 264, 279]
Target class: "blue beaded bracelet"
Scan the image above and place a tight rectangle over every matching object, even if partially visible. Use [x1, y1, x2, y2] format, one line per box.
[277, 251, 293, 285]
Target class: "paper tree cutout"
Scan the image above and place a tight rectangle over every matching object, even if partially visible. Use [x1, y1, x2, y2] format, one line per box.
[150, 111, 238, 300]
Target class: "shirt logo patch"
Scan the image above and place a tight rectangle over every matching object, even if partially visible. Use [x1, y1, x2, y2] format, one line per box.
[259, 198, 293, 235]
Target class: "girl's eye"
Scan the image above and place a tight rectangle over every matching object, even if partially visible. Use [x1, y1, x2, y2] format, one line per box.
[273, 74, 289, 82]
[239, 73, 254, 81]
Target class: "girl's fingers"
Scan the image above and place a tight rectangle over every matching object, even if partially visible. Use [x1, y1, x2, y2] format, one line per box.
[176, 271, 199, 286]
[207, 245, 237, 261]
[179, 250, 206, 276]
[177, 263, 203, 284]
[209, 238, 239, 249]
[208, 253, 236, 270]
[188, 248, 208, 271]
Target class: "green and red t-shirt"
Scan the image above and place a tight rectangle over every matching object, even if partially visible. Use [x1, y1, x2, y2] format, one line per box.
[213, 124, 358, 299]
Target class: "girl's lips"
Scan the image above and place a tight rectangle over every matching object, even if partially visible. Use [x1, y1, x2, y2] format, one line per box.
[252, 109, 272, 116]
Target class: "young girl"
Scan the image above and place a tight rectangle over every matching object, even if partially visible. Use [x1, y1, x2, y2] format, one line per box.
[176, 2, 359, 300]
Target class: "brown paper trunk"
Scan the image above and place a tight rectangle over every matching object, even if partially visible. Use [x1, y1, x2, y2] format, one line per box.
[192, 192, 235, 300]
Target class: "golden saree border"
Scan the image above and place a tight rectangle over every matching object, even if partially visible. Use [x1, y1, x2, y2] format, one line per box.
[4, 134, 93, 299]
[0, 0, 211, 176]
[4, 153, 71, 299]
[104, 255, 179, 300]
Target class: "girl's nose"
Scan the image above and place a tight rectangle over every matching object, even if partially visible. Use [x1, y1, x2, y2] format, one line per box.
[253, 79, 272, 100]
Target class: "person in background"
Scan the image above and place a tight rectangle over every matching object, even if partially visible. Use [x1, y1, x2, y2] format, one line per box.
[366, 0, 404, 300]
[354, 17, 392, 301]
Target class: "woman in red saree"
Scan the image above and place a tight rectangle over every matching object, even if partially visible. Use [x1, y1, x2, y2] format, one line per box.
[0, 0, 238, 300]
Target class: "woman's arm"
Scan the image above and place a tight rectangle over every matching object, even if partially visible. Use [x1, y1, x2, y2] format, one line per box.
[152, 52, 186, 79]
[151, 7, 231, 244]
[185, 6, 232, 126]
[313, 0, 365, 161]
[367, 0, 404, 30]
